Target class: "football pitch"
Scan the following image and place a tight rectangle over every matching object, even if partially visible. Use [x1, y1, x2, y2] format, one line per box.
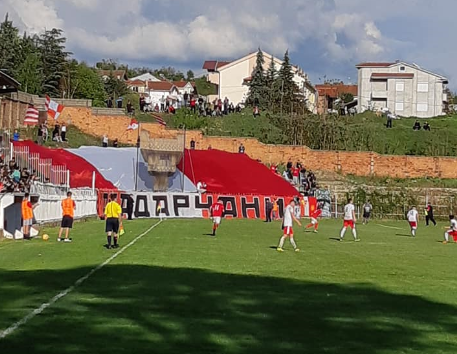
[0, 218, 456, 354]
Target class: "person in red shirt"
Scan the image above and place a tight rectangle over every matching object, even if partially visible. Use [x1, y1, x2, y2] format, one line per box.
[210, 198, 225, 236]
[292, 166, 300, 185]
[305, 203, 322, 233]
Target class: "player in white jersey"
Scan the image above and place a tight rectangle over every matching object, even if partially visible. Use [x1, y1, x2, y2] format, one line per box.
[340, 199, 360, 242]
[407, 207, 419, 237]
[277, 199, 302, 252]
[443, 215, 457, 244]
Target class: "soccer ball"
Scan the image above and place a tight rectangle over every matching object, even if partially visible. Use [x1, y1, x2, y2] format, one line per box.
[42, 234, 49, 241]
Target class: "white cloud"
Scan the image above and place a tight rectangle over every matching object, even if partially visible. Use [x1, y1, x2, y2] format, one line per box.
[1, 0, 456, 87]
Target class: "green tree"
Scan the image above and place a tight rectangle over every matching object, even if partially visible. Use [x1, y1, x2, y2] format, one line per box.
[247, 48, 266, 107]
[104, 71, 129, 100]
[15, 33, 43, 94]
[39, 28, 71, 96]
[265, 55, 278, 110]
[0, 14, 21, 77]
[186, 70, 195, 81]
[276, 50, 300, 114]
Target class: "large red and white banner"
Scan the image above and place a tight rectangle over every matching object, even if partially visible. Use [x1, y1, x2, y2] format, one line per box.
[97, 191, 317, 220]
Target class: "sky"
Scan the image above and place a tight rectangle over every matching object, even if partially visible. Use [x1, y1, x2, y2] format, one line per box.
[0, 0, 455, 88]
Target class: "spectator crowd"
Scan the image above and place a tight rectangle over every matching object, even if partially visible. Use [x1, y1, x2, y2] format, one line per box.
[270, 160, 319, 196]
[0, 156, 37, 193]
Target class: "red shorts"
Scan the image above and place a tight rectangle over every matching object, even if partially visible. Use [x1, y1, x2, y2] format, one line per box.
[283, 226, 294, 236]
[409, 221, 417, 229]
[449, 231, 457, 241]
[343, 220, 355, 229]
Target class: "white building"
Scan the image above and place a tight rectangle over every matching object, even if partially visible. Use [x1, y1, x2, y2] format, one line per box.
[145, 81, 195, 107]
[130, 73, 160, 82]
[356, 61, 449, 118]
[203, 51, 317, 112]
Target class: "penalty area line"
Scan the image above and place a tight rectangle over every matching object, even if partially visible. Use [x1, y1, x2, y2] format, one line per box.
[0, 220, 163, 340]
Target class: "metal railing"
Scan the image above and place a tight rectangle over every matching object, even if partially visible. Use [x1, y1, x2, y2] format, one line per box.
[12, 145, 70, 187]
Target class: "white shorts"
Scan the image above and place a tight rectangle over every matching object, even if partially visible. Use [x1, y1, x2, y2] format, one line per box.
[311, 218, 318, 224]
[213, 217, 221, 225]
[23, 219, 33, 226]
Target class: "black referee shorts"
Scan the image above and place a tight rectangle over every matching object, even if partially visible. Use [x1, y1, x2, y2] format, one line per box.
[61, 215, 74, 229]
[105, 218, 120, 233]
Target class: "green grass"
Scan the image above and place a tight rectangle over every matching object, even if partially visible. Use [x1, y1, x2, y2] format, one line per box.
[1, 218, 457, 353]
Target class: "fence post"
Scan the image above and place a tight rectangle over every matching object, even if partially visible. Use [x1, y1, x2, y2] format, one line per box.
[92, 171, 96, 193]
[67, 170, 70, 189]
[9, 142, 13, 160]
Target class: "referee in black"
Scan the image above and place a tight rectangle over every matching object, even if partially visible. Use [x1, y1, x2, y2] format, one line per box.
[104, 194, 123, 249]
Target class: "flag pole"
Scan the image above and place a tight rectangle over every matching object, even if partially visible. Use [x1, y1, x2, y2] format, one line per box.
[181, 124, 186, 192]
[135, 122, 140, 191]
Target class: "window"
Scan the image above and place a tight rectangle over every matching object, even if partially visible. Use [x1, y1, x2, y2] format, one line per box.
[417, 103, 428, 112]
[396, 82, 404, 92]
[399, 66, 406, 72]
[395, 102, 404, 111]
[418, 83, 429, 92]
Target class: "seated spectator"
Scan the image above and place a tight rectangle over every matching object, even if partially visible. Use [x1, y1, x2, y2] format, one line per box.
[52, 125, 63, 142]
[423, 122, 431, 131]
[413, 120, 421, 131]
[154, 104, 160, 112]
[190, 139, 196, 150]
[21, 167, 30, 183]
[11, 167, 21, 183]
[113, 138, 119, 148]
[238, 143, 245, 154]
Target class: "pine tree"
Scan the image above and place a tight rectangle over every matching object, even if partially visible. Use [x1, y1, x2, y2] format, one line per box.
[0, 14, 21, 76]
[247, 48, 266, 107]
[276, 50, 300, 114]
[265, 55, 278, 110]
[39, 28, 71, 96]
[15, 33, 43, 94]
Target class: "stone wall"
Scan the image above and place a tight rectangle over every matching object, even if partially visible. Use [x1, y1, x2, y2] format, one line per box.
[53, 107, 457, 179]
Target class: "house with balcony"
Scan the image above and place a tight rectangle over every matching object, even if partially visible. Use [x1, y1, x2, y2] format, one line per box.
[203, 51, 317, 112]
[356, 61, 449, 118]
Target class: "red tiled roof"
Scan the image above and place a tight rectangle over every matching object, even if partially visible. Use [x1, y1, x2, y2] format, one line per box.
[202, 60, 231, 71]
[243, 76, 252, 82]
[316, 84, 358, 98]
[371, 73, 414, 79]
[172, 81, 195, 88]
[356, 62, 396, 68]
[147, 81, 174, 91]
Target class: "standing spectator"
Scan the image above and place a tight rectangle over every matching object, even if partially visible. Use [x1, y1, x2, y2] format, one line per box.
[104, 194, 122, 249]
[37, 124, 44, 145]
[286, 159, 293, 170]
[265, 199, 273, 223]
[116, 97, 123, 109]
[239, 143, 245, 154]
[386, 113, 393, 129]
[113, 138, 119, 148]
[21, 167, 30, 183]
[272, 199, 279, 220]
[253, 106, 260, 118]
[190, 97, 196, 114]
[52, 125, 62, 142]
[58, 191, 76, 243]
[165, 98, 170, 112]
[139, 96, 146, 112]
[9, 157, 18, 171]
[292, 165, 300, 185]
[183, 92, 189, 107]
[61, 123, 67, 141]
[127, 100, 134, 115]
[12, 167, 21, 183]
[102, 134, 109, 148]
[160, 95, 165, 112]
[270, 164, 277, 174]
[107, 97, 113, 108]
[13, 130, 19, 142]
[126, 194, 135, 220]
[223, 97, 229, 115]
[425, 202, 437, 226]
[190, 139, 196, 150]
[196, 181, 207, 194]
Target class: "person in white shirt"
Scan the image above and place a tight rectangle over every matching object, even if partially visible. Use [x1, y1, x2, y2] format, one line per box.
[277, 199, 302, 252]
[340, 198, 360, 242]
[407, 206, 419, 237]
[443, 215, 457, 244]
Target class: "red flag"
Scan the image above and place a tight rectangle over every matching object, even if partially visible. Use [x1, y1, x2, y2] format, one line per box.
[127, 118, 139, 131]
[24, 106, 39, 125]
[154, 114, 166, 126]
[45, 95, 64, 120]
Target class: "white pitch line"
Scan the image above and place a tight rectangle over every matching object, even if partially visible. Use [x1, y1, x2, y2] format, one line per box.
[376, 223, 405, 230]
[0, 220, 163, 340]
